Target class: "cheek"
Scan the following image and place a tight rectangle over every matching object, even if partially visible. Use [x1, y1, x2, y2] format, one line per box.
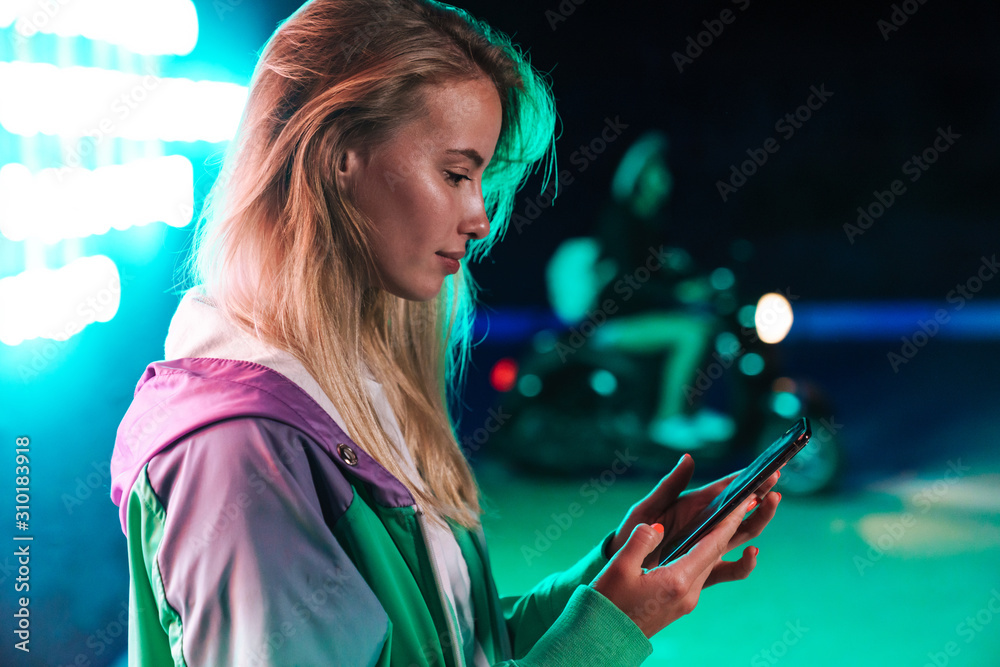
[396, 174, 451, 238]
[360, 157, 452, 266]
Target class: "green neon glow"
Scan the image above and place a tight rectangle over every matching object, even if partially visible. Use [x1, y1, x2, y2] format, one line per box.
[518, 374, 542, 397]
[771, 391, 802, 419]
[590, 369, 617, 396]
[739, 352, 765, 376]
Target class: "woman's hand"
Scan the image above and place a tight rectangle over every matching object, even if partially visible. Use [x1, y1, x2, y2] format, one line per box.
[590, 497, 761, 638]
[604, 453, 781, 573]
[589, 454, 784, 637]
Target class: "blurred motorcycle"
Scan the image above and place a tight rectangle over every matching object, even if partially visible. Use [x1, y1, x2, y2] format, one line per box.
[487, 263, 843, 496]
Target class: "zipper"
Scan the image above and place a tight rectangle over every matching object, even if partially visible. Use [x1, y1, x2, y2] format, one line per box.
[415, 505, 465, 667]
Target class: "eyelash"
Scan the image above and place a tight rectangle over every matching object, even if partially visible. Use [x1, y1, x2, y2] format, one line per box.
[445, 171, 471, 186]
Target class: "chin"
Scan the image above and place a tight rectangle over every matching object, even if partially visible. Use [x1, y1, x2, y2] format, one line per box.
[385, 281, 443, 303]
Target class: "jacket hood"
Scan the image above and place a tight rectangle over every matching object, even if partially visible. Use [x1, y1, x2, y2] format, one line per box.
[109, 288, 414, 536]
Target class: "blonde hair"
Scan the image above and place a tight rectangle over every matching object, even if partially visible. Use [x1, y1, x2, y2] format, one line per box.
[181, 0, 556, 528]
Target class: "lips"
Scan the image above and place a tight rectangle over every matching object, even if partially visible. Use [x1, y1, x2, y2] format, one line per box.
[436, 251, 465, 261]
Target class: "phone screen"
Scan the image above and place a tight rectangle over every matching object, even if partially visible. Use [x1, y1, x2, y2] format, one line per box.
[658, 417, 811, 566]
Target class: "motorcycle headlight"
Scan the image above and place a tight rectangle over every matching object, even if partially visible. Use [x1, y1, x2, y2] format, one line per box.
[754, 292, 794, 344]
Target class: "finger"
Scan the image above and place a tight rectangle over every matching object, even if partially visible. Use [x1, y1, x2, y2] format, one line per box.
[685, 469, 740, 499]
[705, 545, 758, 587]
[614, 522, 665, 572]
[672, 495, 757, 580]
[636, 455, 696, 513]
[754, 470, 782, 499]
[729, 491, 780, 549]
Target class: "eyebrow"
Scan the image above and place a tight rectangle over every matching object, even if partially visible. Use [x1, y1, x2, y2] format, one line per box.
[445, 148, 484, 168]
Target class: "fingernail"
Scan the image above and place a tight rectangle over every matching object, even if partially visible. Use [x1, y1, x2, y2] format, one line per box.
[776, 470, 781, 479]
[752, 546, 760, 556]
[651, 523, 664, 533]
[775, 492, 782, 502]
[747, 498, 758, 512]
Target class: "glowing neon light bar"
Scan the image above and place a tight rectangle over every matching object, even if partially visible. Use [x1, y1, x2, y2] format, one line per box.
[0, 62, 247, 142]
[0, 0, 198, 56]
[0, 255, 121, 346]
[0, 156, 194, 243]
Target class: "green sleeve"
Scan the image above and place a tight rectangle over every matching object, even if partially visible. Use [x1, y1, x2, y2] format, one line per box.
[499, 531, 652, 665]
[126, 464, 186, 667]
[500, 585, 652, 667]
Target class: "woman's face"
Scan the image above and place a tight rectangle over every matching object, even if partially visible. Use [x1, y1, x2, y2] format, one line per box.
[338, 77, 502, 302]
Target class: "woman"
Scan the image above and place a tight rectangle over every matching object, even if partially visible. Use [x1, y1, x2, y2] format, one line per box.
[110, 1, 781, 665]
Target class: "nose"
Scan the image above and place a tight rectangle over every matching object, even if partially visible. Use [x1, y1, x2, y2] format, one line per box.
[460, 195, 491, 241]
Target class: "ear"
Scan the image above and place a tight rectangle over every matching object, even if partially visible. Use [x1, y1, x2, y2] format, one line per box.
[335, 148, 364, 193]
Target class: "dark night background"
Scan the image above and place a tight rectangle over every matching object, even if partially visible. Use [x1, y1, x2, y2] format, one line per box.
[186, 0, 1000, 305]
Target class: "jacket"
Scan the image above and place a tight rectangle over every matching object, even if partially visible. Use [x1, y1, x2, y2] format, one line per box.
[109, 296, 654, 666]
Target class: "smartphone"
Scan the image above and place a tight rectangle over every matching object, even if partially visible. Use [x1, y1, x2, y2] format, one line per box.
[658, 417, 811, 566]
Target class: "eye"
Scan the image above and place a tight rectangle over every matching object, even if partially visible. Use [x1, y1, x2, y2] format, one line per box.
[445, 171, 471, 186]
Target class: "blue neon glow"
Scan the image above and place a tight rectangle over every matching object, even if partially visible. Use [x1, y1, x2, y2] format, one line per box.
[788, 302, 1000, 341]
[472, 302, 1000, 345]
